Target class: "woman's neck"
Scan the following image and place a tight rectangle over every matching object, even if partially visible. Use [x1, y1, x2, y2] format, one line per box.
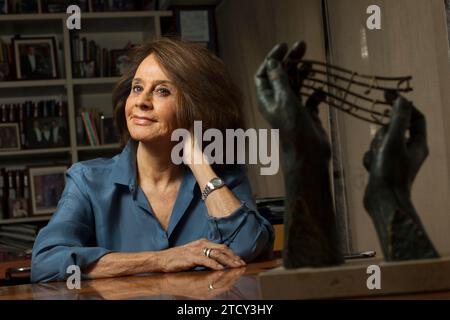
[136, 140, 183, 189]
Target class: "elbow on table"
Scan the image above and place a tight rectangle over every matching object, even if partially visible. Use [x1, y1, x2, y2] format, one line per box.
[234, 225, 274, 263]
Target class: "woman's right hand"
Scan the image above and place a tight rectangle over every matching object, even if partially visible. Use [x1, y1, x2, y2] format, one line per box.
[157, 238, 246, 272]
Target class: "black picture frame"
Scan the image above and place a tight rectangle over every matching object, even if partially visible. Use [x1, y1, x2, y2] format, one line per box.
[25, 116, 69, 149]
[13, 36, 59, 80]
[173, 6, 218, 54]
[110, 49, 131, 76]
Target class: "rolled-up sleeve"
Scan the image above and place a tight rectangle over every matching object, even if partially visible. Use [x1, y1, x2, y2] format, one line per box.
[31, 164, 112, 283]
[206, 167, 275, 262]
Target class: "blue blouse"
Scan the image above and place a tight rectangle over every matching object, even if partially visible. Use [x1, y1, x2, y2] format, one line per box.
[31, 140, 274, 282]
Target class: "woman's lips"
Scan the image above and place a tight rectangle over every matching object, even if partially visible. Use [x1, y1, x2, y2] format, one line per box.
[131, 115, 157, 125]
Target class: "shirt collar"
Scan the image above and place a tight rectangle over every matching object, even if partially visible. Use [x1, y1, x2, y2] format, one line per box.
[111, 139, 138, 193]
[111, 139, 197, 196]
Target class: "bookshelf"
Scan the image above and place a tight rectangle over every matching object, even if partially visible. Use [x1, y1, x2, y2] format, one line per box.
[0, 9, 173, 226]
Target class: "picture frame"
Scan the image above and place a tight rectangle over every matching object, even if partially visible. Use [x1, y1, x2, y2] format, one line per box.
[25, 116, 69, 149]
[0, 123, 21, 152]
[13, 36, 58, 80]
[28, 165, 67, 216]
[173, 6, 218, 54]
[110, 49, 131, 76]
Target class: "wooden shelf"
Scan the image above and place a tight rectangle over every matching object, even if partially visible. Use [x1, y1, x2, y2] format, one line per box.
[0, 147, 71, 158]
[0, 11, 172, 22]
[76, 143, 120, 151]
[0, 79, 67, 89]
[72, 77, 120, 85]
[0, 216, 51, 225]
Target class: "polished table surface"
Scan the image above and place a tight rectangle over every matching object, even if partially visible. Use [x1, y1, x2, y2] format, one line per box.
[0, 259, 282, 300]
[1, 258, 450, 300]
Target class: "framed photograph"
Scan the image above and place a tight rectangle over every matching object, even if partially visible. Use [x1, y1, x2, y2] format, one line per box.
[28, 165, 67, 215]
[0, 123, 20, 151]
[173, 6, 218, 54]
[110, 49, 130, 76]
[25, 116, 69, 149]
[13, 36, 58, 80]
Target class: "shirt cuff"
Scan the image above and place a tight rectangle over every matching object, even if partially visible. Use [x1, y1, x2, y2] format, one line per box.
[206, 201, 250, 243]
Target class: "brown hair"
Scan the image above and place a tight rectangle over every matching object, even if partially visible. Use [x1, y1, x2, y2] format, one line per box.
[112, 37, 244, 147]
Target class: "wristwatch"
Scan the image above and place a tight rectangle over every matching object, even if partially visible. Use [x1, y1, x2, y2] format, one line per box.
[201, 177, 225, 201]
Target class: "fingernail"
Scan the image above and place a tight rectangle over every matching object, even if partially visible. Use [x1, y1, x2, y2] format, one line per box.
[267, 59, 279, 70]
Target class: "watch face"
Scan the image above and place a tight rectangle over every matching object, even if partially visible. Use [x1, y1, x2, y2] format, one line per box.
[211, 178, 224, 188]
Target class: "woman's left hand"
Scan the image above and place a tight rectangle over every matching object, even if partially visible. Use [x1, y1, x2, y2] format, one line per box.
[157, 238, 246, 272]
[182, 129, 209, 169]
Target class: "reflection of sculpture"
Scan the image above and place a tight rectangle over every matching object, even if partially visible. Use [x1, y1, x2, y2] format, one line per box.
[255, 41, 439, 267]
[255, 42, 344, 268]
[363, 93, 439, 260]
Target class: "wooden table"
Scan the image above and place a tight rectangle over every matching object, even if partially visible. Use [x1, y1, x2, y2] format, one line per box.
[0, 259, 282, 300]
[1, 258, 450, 300]
[0, 251, 30, 281]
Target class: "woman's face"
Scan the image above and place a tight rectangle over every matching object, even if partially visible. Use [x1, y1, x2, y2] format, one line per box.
[125, 54, 178, 144]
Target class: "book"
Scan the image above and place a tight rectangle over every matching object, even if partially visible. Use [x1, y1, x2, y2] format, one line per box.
[80, 111, 100, 146]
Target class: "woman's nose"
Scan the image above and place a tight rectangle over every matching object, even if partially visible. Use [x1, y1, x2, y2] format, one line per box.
[134, 94, 154, 110]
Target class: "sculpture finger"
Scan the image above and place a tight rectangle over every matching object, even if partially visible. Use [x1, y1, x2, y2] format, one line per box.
[266, 58, 297, 101]
[385, 96, 412, 147]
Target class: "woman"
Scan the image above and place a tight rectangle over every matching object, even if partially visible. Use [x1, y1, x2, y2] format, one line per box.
[31, 38, 274, 282]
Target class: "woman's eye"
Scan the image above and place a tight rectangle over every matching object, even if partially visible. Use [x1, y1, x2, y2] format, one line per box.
[155, 87, 171, 96]
[132, 85, 143, 93]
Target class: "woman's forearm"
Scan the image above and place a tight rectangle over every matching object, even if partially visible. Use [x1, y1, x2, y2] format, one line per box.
[84, 251, 163, 279]
[190, 163, 241, 218]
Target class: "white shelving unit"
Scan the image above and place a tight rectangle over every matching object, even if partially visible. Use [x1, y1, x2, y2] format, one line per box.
[0, 10, 172, 224]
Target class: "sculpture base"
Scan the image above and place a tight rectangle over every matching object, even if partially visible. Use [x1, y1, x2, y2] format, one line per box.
[258, 256, 450, 299]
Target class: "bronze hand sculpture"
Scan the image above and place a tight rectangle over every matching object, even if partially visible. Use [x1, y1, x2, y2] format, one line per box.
[255, 41, 439, 267]
[255, 42, 344, 268]
[363, 93, 439, 260]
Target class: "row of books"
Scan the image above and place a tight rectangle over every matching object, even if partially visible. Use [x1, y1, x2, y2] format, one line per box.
[76, 109, 119, 146]
[0, 169, 30, 221]
[0, 224, 39, 255]
[0, 100, 69, 150]
[71, 35, 133, 78]
[0, 0, 157, 14]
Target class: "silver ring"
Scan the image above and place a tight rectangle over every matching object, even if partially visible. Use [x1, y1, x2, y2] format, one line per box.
[203, 247, 213, 258]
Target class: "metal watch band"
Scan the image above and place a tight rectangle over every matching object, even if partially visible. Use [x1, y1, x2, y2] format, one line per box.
[201, 178, 224, 201]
